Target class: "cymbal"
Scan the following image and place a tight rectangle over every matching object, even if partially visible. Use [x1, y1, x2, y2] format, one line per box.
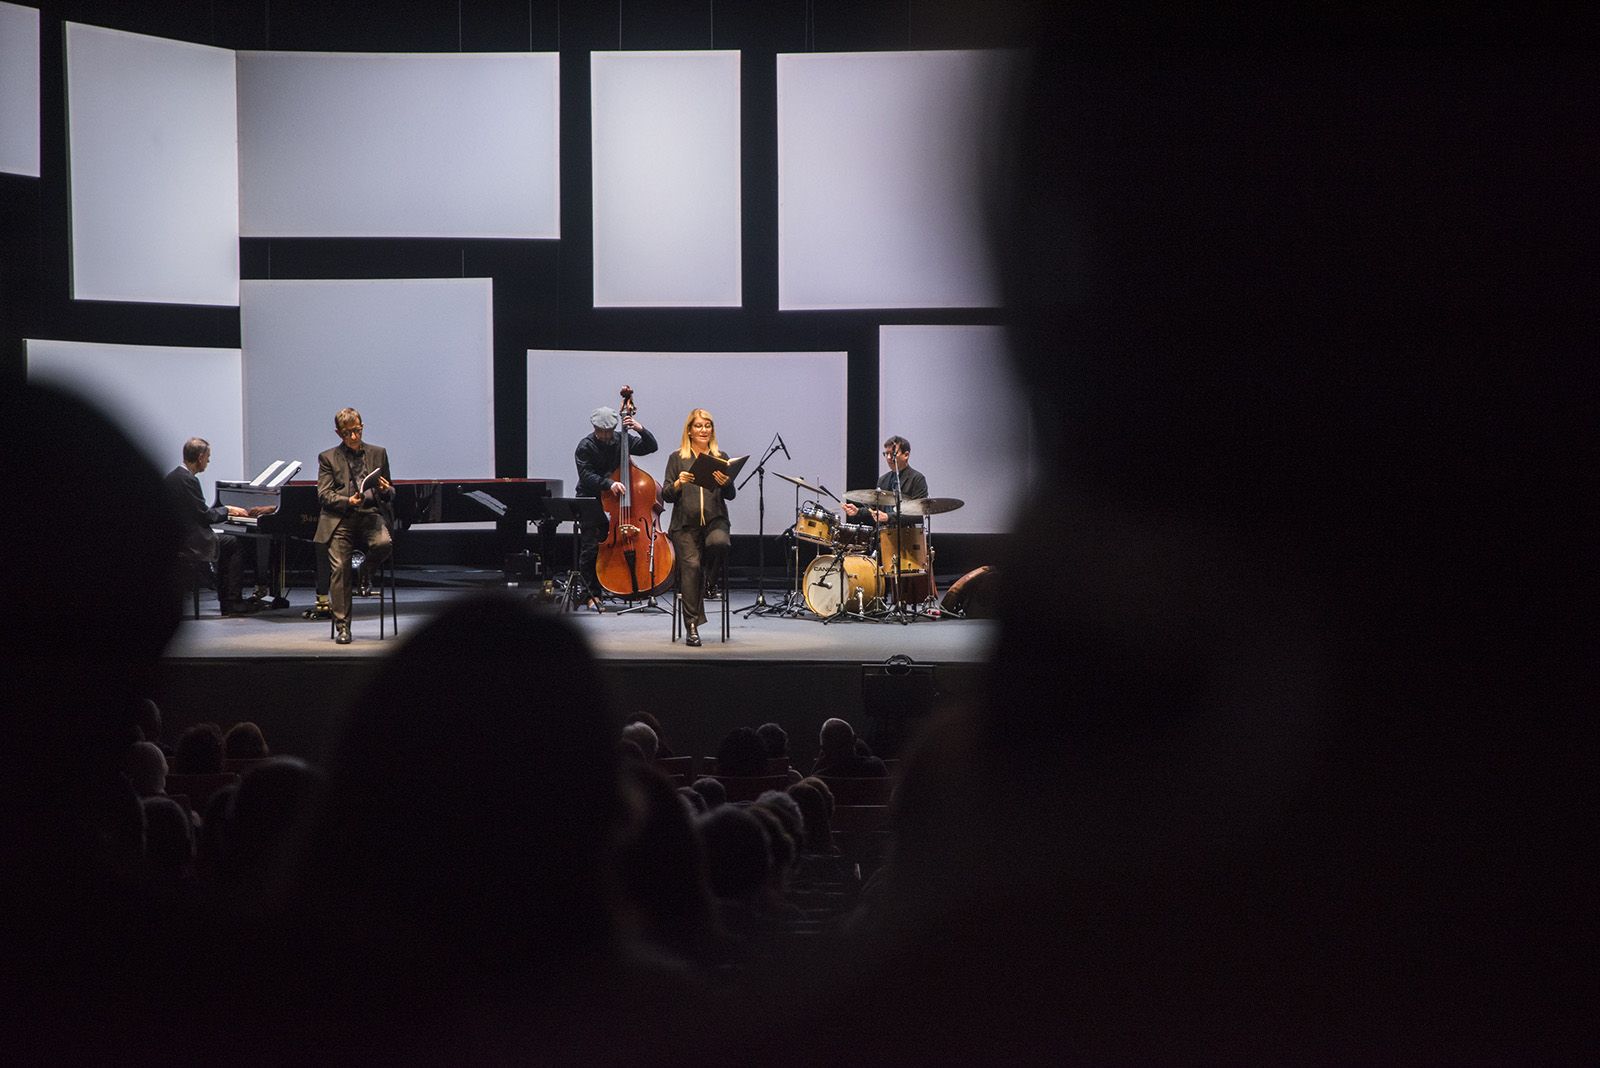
[902, 496, 964, 517]
[844, 488, 899, 509]
[774, 471, 827, 495]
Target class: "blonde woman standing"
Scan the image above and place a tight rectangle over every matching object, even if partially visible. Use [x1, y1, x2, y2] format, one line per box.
[662, 408, 736, 647]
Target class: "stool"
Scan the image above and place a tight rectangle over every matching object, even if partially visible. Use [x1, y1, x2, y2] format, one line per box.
[670, 552, 729, 644]
[330, 548, 398, 640]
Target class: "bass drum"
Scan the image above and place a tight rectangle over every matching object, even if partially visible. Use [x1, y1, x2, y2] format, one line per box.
[803, 554, 883, 617]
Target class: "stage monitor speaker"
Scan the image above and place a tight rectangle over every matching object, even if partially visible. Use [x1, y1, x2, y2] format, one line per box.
[861, 654, 937, 758]
[941, 565, 999, 619]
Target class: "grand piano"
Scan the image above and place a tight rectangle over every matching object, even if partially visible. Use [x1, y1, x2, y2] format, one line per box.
[216, 477, 564, 600]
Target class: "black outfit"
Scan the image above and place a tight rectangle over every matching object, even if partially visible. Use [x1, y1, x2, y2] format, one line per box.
[877, 464, 929, 512]
[314, 443, 394, 625]
[662, 449, 736, 629]
[813, 751, 889, 778]
[573, 426, 659, 600]
[164, 465, 248, 610]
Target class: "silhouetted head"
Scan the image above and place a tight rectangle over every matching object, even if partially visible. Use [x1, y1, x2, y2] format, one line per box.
[715, 727, 768, 777]
[756, 722, 788, 758]
[223, 722, 269, 760]
[621, 722, 659, 761]
[295, 595, 625, 987]
[697, 806, 770, 902]
[690, 777, 726, 810]
[172, 724, 225, 775]
[1, 384, 181, 794]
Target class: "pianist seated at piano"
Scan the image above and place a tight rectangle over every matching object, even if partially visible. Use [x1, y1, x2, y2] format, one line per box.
[164, 437, 262, 616]
[316, 407, 394, 645]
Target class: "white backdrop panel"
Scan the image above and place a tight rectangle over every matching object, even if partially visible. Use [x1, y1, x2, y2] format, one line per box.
[238, 51, 560, 238]
[25, 339, 244, 492]
[0, 2, 40, 177]
[879, 325, 1029, 534]
[65, 23, 239, 305]
[241, 279, 495, 481]
[527, 350, 847, 535]
[778, 50, 1012, 310]
[591, 51, 741, 307]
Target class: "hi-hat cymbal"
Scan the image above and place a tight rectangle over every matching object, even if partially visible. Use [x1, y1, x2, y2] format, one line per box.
[845, 488, 899, 509]
[901, 496, 965, 517]
[774, 471, 827, 495]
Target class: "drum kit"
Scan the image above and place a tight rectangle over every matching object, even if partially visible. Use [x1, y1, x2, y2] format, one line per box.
[774, 472, 964, 622]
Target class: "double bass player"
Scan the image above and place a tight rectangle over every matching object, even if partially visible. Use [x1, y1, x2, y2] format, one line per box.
[574, 404, 658, 611]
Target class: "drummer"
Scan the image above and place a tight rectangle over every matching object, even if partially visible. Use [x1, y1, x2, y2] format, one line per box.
[843, 435, 928, 524]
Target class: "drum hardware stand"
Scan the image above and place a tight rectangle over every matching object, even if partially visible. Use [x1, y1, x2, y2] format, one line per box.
[770, 468, 843, 618]
[880, 478, 915, 625]
[734, 433, 789, 618]
[900, 520, 943, 622]
[771, 524, 810, 617]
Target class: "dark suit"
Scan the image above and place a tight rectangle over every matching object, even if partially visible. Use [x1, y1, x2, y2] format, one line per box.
[315, 443, 394, 624]
[165, 465, 246, 607]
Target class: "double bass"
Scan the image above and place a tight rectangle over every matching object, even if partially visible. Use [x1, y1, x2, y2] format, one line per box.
[595, 386, 676, 599]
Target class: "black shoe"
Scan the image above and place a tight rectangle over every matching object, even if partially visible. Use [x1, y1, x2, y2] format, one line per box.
[684, 624, 702, 647]
[334, 621, 352, 645]
[303, 603, 333, 620]
[221, 599, 260, 616]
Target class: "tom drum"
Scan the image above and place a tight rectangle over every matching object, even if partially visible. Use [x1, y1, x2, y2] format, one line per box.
[877, 521, 930, 575]
[794, 501, 837, 546]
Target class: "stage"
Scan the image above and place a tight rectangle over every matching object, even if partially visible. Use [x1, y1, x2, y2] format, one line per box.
[154, 570, 997, 767]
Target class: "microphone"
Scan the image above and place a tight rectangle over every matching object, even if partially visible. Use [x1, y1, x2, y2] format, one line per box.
[776, 433, 791, 460]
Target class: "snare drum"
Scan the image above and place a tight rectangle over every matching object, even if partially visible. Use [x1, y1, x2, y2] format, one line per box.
[803, 554, 883, 617]
[834, 521, 876, 552]
[878, 521, 930, 575]
[795, 501, 837, 546]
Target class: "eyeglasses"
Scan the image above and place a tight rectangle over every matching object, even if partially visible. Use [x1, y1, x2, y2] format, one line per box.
[339, 425, 363, 436]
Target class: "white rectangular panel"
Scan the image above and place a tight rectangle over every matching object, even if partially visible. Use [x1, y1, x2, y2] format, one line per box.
[65, 23, 239, 305]
[0, 2, 40, 177]
[878, 325, 1029, 534]
[779, 50, 1013, 310]
[238, 51, 560, 238]
[241, 279, 495, 481]
[527, 350, 847, 535]
[591, 51, 741, 307]
[25, 339, 244, 491]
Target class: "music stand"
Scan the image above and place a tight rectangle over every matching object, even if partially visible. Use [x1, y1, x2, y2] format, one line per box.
[537, 497, 607, 612]
[733, 434, 786, 618]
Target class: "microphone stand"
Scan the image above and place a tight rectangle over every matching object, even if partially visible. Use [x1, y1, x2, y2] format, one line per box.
[733, 433, 786, 618]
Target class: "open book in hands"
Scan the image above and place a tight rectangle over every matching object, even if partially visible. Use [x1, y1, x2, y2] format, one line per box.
[357, 467, 387, 502]
[687, 452, 749, 489]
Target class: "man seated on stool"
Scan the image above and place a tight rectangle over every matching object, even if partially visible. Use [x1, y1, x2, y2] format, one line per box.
[164, 437, 259, 615]
[315, 407, 394, 645]
[842, 434, 929, 525]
